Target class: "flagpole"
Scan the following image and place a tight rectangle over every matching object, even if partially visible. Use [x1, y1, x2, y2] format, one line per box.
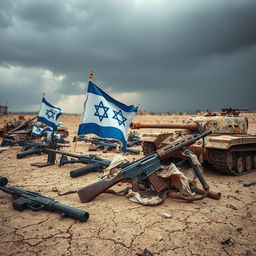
[73, 70, 94, 152]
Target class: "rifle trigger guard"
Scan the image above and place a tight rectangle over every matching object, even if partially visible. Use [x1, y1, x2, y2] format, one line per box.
[28, 203, 45, 212]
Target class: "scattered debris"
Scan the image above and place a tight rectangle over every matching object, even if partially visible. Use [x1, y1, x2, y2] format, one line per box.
[226, 204, 238, 210]
[243, 181, 256, 187]
[162, 212, 173, 219]
[245, 249, 252, 255]
[236, 227, 243, 233]
[221, 237, 234, 245]
[0, 147, 8, 153]
[137, 248, 154, 256]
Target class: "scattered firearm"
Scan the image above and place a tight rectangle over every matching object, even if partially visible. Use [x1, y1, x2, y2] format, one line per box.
[16, 141, 69, 159]
[47, 149, 129, 178]
[243, 181, 256, 187]
[74, 136, 140, 154]
[77, 131, 212, 202]
[1, 138, 29, 147]
[73, 135, 117, 144]
[75, 133, 141, 148]
[127, 131, 141, 147]
[0, 176, 89, 222]
[5, 116, 38, 135]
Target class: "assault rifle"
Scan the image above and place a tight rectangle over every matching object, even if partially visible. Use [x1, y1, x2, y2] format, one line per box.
[16, 141, 69, 159]
[74, 136, 140, 154]
[77, 131, 212, 202]
[0, 176, 89, 222]
[47, 149, 129, 178]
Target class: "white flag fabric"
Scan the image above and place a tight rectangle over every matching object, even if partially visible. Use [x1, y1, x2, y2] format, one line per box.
[78, 81, 138, 151]
[38, 97, 62, 131]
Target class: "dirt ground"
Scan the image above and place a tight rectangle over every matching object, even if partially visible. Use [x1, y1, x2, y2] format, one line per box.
[0, 114, 256, 256]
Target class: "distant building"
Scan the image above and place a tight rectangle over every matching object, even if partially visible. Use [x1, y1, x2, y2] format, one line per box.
[0, 105, 8, 115]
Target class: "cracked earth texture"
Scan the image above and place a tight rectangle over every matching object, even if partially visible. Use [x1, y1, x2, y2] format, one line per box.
[0, 114, 256, 256]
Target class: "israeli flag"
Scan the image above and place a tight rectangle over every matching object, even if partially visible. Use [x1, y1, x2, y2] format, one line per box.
[38, 97, 62, 131]
[78, 81, 138, 151]
[31, 125, 44, 136]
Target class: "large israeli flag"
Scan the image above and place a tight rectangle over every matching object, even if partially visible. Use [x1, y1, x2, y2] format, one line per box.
[38, 97, 62, 131]
[78, 81, 138, 151]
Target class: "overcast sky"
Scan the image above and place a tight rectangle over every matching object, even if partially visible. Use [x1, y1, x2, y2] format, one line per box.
[0, 0, 255, 113]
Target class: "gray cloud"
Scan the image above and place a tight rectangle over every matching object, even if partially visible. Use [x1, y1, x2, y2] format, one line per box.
[0, 0, 255, 112]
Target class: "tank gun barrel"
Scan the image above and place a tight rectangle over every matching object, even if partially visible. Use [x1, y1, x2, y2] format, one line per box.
[130, 122, 200, 131]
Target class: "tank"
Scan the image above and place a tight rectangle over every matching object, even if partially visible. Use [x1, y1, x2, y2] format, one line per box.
[130, 110, 256, 175]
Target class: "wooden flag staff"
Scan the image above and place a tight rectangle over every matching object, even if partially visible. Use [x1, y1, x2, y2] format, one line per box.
[73, 70, 95, 152]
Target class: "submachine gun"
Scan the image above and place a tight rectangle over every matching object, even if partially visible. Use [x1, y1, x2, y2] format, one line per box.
[0, 176, 89, 222]
[77, 131, 215, 202]
[46, 149, 129, 178]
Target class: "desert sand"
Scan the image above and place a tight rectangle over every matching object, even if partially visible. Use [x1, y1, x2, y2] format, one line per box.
[0, 114, 256, 256]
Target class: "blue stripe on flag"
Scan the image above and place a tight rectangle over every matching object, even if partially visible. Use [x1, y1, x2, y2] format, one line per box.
[38, 117, 58, 131]
[88, 81, 138, 113]
[78, 123, 127, 151]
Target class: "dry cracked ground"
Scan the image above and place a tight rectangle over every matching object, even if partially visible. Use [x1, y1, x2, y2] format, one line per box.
[0, 114, 256, 256]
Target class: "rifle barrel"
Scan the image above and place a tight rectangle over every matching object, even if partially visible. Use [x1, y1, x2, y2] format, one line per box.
[70, 163, 102, 178]
[157, 131, 212, 160]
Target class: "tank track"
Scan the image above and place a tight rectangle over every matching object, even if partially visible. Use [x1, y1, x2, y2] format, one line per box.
[209, 148, 256, 175]
[143, 142, 256, 175]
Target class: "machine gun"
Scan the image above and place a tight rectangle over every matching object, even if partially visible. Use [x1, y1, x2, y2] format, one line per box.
[0, 176, 89, 222]
[77, 131, 212, 202]
[221, 108, 248, 117]
[16, 141, 69, 159]
[46, 149, 129, 178]
[74, 136, 140, 154]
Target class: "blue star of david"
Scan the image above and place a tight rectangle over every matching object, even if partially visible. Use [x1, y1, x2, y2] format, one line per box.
[94, 101, 109, 122]
[46, 109, 55, 119]
[112, 110, 127, 126]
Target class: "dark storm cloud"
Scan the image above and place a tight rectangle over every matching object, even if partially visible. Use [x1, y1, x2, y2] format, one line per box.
[0, 0, 255, 112]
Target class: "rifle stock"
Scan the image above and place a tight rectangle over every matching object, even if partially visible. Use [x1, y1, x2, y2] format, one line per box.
[77, 172, 125, 202]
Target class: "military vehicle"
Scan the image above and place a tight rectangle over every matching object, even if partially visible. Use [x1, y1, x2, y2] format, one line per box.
[130, 108, 256, 175]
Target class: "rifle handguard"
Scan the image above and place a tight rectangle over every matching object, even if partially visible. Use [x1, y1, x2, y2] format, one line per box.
[70, 163, 101, 178]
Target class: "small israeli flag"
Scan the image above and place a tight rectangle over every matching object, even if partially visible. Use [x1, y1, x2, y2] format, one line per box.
[31, 125, 44, 136]
[78, 81, 138, 151]
[38, 97, 62, 131]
